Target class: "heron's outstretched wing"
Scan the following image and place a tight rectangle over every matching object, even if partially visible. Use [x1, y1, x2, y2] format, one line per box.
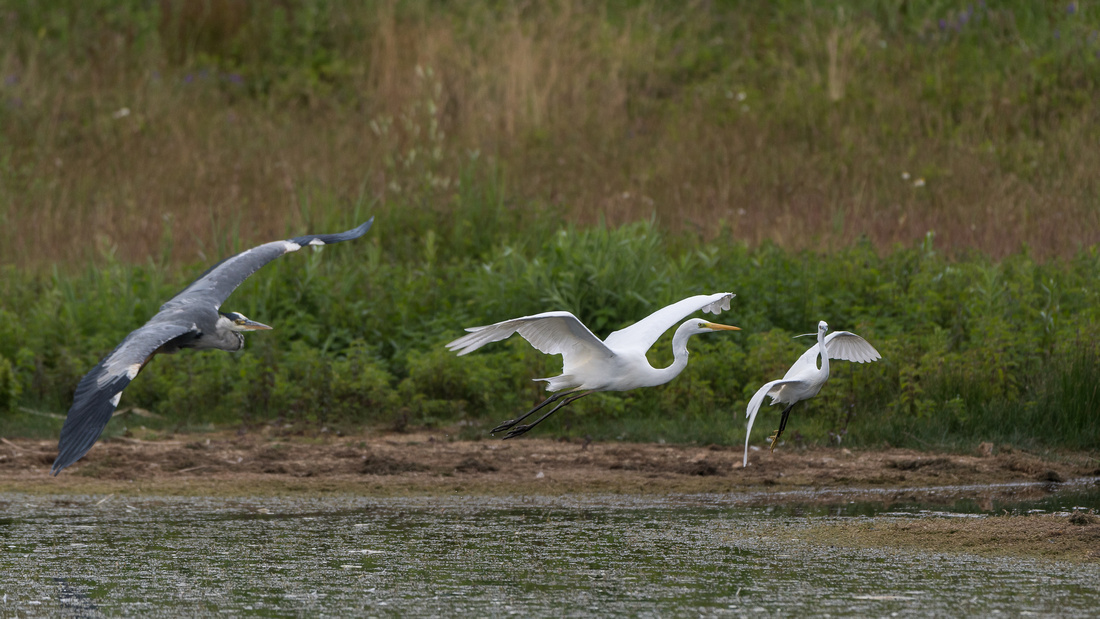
[743, 378, 800, 467]
[447, 311, 615, 362]
[52, 321, 197, 475]
[824, 331, 881, 363]
[160, 218, 374, 312]
[602, 293, 734, 355]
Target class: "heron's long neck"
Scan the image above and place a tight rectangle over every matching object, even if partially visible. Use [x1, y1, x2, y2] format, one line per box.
[193, 325, 245, 352]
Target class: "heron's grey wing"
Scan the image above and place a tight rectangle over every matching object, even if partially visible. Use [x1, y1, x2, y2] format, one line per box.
[160, 218, 374, 311]
[51, 321, 196, 475]
[743, 378, 799, 467]
[446, 311, 614, 363]
[602, 292, 734, 355]
[824, 331, 881, 363]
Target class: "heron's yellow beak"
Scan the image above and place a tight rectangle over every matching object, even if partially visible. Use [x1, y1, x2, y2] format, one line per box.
[240, 319, 273, 331]
[703, 322, 741, 331]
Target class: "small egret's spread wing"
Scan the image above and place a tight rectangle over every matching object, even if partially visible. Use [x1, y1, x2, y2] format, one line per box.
[161, 218, 374, 312]
[824, 331, 881, 363]
[447, 312, 614, 361]
[743, 379, 799, 467]
[782, 330, 881, 380]
[603, 293, 734, 355]
[52, 321, 196, 475]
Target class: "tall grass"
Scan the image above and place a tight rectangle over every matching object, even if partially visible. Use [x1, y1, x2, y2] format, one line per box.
[2, 0, 1100, 269]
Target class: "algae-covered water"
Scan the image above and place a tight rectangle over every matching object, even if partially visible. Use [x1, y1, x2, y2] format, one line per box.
[2, 481, 1099, 617]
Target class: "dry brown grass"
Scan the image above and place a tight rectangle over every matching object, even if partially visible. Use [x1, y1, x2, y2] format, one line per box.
[2, 1, 1098, 269]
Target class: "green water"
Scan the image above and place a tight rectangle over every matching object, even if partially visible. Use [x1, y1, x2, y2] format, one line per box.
[1, 481, 1098, 616]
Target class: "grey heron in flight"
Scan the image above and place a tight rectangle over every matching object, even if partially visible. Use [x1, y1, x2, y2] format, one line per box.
[447, 293, 740, 439]
[51, 219, 374, 475]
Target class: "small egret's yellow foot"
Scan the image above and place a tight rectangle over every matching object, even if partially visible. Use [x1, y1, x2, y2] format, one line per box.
[768, 429, 784, 452]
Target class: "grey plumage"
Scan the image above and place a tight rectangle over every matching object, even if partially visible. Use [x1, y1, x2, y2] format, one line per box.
[51, 219, 373, 475]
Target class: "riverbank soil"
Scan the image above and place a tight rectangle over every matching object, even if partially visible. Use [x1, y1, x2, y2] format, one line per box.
[4, 431, 1098, 562]
[1, 430, 1095, 497]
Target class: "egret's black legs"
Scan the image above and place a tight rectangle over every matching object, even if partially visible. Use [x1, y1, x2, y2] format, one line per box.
[768, 403, 797, 451]
[491, 392, 571, 434]
[502, 391, 592, 439]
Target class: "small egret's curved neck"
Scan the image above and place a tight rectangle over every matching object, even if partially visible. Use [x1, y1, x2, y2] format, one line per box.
[817, 329, 830, 375]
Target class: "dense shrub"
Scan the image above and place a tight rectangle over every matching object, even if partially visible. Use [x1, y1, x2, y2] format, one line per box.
[2, 220, 1098, 451]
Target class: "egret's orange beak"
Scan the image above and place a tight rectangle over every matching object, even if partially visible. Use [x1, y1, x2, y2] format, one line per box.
[703, 322, 741, 331]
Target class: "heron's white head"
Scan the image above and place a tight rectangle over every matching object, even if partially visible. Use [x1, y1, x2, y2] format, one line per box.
[220, 311, 273, 331]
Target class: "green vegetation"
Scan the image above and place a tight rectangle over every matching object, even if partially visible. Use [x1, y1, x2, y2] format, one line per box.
[1, 1, 1098, 451]
[2, 219, 1098, 450]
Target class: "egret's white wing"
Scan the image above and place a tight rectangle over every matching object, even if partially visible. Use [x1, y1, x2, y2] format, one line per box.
[743, 378, 799, 467]
[781, 330, 881, 381]
[602, 292, 734, 355]
[447, 311, 615, 363]
[824, 331, 881, 363]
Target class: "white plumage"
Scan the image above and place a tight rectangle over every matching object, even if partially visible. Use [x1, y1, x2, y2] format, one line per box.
[447, 293, 740, 438]
[743, 321, 881, 466]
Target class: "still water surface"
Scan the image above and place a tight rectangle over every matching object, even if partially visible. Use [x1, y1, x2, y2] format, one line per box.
[2, 480, 1098, 616]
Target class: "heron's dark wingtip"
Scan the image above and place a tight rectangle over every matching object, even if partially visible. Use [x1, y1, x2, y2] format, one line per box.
[351, 217, 374, 238]
[289, 218, 375, 247]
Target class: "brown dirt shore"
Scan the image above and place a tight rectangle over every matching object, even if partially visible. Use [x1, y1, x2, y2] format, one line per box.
[2, 430, 1096, 499]
[4, 431, 1098, 562]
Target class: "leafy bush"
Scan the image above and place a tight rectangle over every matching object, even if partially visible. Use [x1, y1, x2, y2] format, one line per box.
[3, 216, 1098, 451]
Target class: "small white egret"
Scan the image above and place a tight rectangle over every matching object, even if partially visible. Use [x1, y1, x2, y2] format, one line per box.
[447, 293, 740, 439]
[743, 321, 880, 467]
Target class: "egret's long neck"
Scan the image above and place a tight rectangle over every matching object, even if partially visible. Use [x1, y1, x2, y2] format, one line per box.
[645, 322, 698, 387]
[817, 330, 830, 376]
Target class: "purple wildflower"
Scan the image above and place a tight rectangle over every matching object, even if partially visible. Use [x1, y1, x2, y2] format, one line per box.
[1068, 3, 1077, 15]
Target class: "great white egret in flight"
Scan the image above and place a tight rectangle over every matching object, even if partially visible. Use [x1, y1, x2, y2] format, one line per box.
[447, 293, 740, 439]
[743, 320, 880, 467]
[51, 219, 374, 475]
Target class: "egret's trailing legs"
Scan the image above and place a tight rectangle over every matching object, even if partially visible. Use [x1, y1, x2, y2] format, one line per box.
[495, 391, 593, 439]
[767, 403, 797, 450]
[491, 391, 571, 433]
